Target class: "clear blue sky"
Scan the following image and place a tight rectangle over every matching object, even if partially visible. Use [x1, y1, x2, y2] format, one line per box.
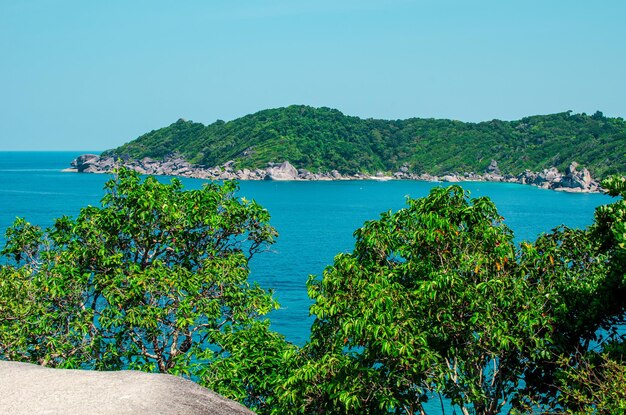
[1, 0, 625, 150]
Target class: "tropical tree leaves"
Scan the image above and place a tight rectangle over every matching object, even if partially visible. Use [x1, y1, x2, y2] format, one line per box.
[0, 168, 279, 378]
[285, 184, 626, 415]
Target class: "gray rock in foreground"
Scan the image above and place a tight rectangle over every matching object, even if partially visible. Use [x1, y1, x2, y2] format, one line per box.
[0, 361, 255, 415]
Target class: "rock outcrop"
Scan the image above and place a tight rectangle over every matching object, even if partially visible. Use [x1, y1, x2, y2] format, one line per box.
[70, 153, 101, 172]
[0, 360, 255, 415]
[512, 162, 599, 192]
[560, 162, 594, 190]
[67, 155, 602, 193]
[486, 159, 501, 175]
[266, 161, 298, 180]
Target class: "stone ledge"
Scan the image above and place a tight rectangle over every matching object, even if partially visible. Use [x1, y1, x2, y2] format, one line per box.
[0, 360, 255, 415]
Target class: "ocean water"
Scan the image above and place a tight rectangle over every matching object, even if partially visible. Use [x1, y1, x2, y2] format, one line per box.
[0, 152, 614, 347]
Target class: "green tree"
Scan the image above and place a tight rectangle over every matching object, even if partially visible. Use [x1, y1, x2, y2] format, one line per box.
[534, 176, 626, 414]
[0, 169, 278, 378]
[202, 319, 298, 415]
[283, 186, 556, 415]
[555, 351, 626, 414]
[515, 176, 626, 412]
[200, 177, 626, 415]
[4, 170, 626, 415]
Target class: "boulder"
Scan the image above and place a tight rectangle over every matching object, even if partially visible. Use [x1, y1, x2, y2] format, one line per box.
[419, 174, 437, 181]
[565, 161, 579, 176]
[442, 175, 460, 182]
[297, 169, 315, 180]
[218, 171, 236, 180]
[534, 168, 562, 187]
[265, 161, 298, 181]
[330, 170, 342, 179]
[72, 154, 101, 172]
[235, 168, 252, 180]
[486, 159, 500, 175]
[559, 161, 598, 191]
[560, 162, 595, 190]
[517, 170, 537, 185]
[543, 167, 561, 182]
[0, 360, 255, 415]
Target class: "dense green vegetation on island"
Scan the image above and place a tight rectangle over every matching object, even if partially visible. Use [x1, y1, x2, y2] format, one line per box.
[1, 169, 625, 414]
[104, 105, 626, 178]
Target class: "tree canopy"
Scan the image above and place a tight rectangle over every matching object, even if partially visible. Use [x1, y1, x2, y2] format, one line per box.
[279, 182, 626, 415]
[1, 171, 625, 415]
[279, 187, 551, 414]
[104, 105, 626, 178]
[0, 169, 278, 377]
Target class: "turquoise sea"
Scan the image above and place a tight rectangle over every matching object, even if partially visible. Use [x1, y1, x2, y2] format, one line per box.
[0, 152, 614, 347]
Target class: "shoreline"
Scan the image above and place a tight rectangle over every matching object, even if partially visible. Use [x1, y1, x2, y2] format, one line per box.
[67, 154, 603, 194]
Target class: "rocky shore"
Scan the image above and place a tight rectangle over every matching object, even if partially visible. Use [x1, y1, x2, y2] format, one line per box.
[67, 154, 602, 193]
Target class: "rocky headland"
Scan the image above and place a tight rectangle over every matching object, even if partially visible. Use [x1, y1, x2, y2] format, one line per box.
[67, 154, 602, 193]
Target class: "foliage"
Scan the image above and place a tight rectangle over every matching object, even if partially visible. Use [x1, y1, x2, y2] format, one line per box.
[0, 169, 278, 377]
[201, 320, 297, 415]
[544, 176, 626, 414]
[554, 351, 626, 415]
[282, 186, 558, 415]
[512, 175, 626, 412]
[104, 106, 626, 178]
[3, 167, 626, 415]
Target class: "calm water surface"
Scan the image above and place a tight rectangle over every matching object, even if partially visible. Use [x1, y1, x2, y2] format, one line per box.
[0, 152, 614, 346]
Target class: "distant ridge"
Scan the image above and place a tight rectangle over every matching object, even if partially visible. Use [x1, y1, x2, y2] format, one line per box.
[103, 105, 626, 178]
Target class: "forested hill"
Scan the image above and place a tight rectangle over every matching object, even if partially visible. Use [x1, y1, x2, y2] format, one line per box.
[104, 105, 626, 178]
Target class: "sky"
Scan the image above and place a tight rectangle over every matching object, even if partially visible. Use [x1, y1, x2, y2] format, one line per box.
[1, 0, 625, 151]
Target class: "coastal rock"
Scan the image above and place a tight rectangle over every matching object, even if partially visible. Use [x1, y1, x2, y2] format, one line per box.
[0, 360, 255, 415]
[483, 173, 504, 182]
[393, 171, 406, 179]
[85, 156, 116, 174]
[331, 170, 342, 179]
[67, 154, 603, 193]
[235, 168, 252, 180]
[560, 161, 596, 190]
[298, 169, 317, 180]
[517, 170, 537, 185]
[533, 168, 562, 188]
[542, 167, 561, 183]
[514, 162, 599, 192]
[265, 161, 298, 180]
[72, 154, 101, 172]
[565, 161, 579, 176]
[218, 171, 236, 180]
[486, 160, 500, 175]
[419, 173, 437, 181]
[442, 175, 460, 182]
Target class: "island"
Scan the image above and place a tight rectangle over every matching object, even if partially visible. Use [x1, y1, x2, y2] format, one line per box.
[68, 105, 626, 192]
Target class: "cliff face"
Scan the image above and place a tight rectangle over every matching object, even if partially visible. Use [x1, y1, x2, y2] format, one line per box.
[0, 360, 256, 415]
